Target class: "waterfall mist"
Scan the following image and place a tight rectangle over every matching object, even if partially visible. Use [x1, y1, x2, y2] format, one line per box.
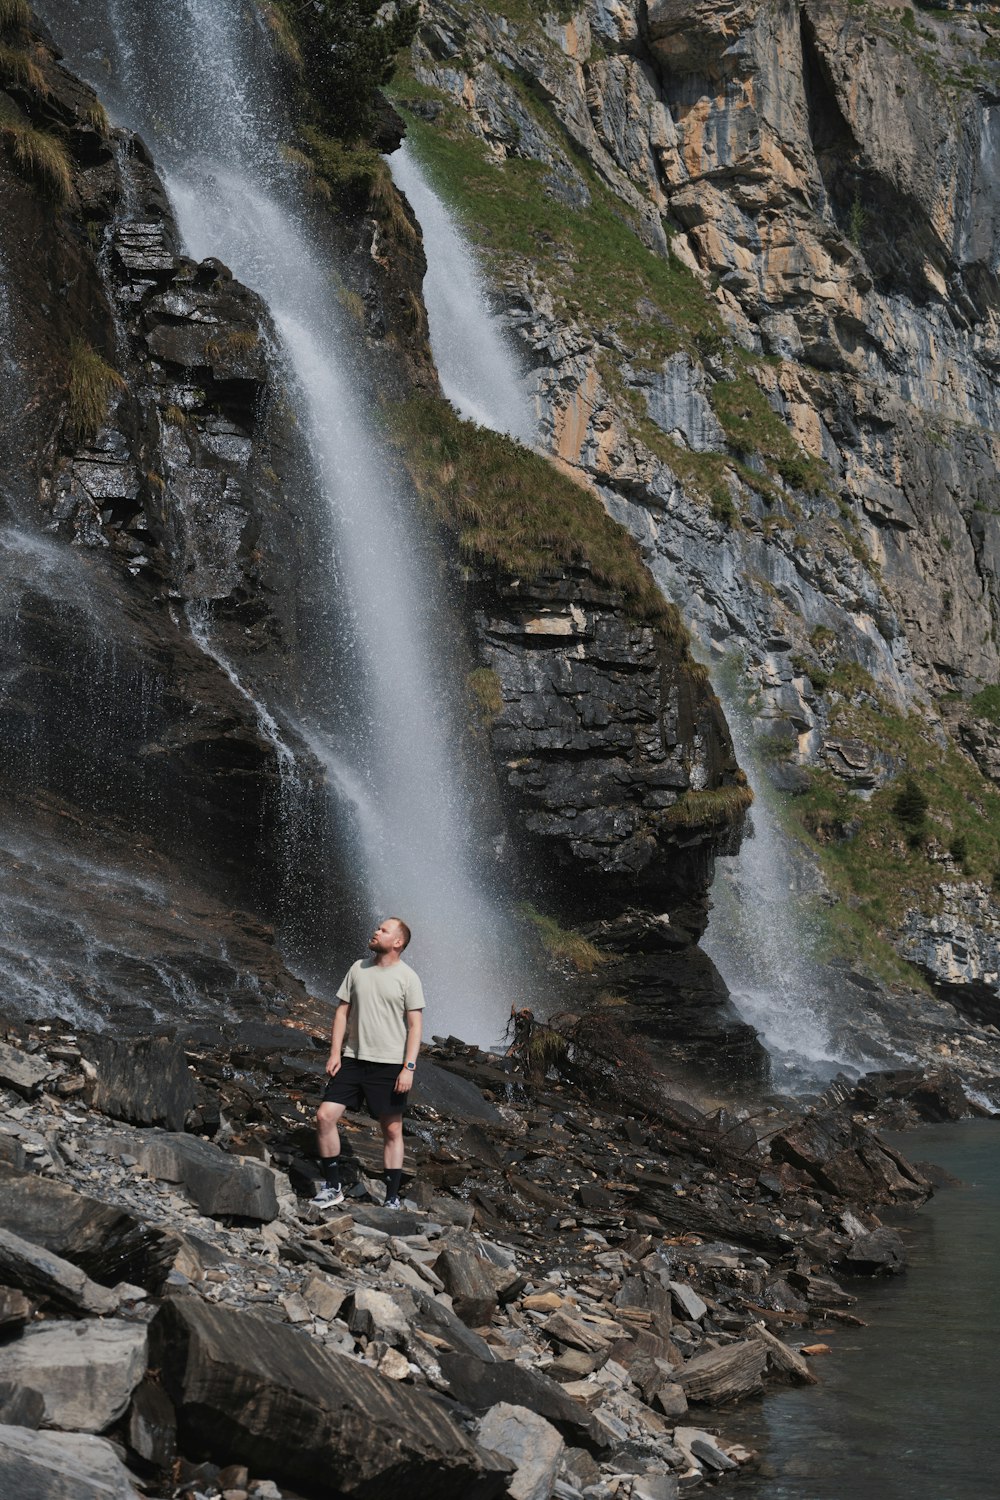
[39, 0, 520, 1044]
[389, 141, 535, 443]
[703, 670, 884, 1089]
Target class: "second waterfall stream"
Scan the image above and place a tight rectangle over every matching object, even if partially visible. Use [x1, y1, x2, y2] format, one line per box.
[39, 0, 517, 1042]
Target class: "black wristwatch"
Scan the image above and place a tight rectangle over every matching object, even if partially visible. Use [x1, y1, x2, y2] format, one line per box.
[405, 1061, 415, 1070]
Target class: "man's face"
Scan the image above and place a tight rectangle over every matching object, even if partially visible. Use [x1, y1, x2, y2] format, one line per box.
[369, 919, 402, 955]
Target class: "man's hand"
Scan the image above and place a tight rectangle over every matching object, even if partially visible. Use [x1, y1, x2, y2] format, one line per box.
[326, 1052, 342, 1078]
[394, 1068, 414, 1094]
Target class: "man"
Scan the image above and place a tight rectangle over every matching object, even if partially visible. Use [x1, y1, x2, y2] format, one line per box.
[314, 916, 424, 1211]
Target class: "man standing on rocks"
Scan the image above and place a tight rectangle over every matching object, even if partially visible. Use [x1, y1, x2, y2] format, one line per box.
[315, 917, 424, 1211]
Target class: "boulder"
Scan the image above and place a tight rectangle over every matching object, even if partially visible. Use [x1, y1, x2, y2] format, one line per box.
[437, 1353, 598, 1444]
[410, 1287, 496, 1361]
[676, 1340, 767, 1406]
[109, 1131, 278, 1221]
[0, 1228, 117, 1316]
[673, 1427, 736, 1474]
[150, 1297, 504, 1498]
[0, 1321, 148, 1432]
[477, 1404, 564, 1500]
[434, 1243, 498, 1326]
[343, 1287, 411, 1346]
[413, 1061, 503, 1123]
[769, 1115, 930, 1204]
[0, 1041, 52, 1097]
[0, 1425, 144, 1499]
[668, 1282, 707, 1323]
[85, 1034, 197, 1131]
[0, 1163, 175, 1291]
[614, 1274, 672, 1337]
[127, 1380, 176, 1468]
[838, 1227, 906, 1274]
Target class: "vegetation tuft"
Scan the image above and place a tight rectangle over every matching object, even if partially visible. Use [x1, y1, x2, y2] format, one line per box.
[970, 684, 1000, 723]
[517, 903, 605, 974]
[0, 41, 47, 94]
[467, 666, 503, 722]
[66, 339, 127, 443]
[0, 108, 73, 201]
[0, 0, 30, 34]
[390, 394, 684, 633]
[659, 781, 754, 830]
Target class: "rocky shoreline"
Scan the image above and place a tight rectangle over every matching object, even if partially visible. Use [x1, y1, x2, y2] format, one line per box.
[0, 1008, 990, 1500]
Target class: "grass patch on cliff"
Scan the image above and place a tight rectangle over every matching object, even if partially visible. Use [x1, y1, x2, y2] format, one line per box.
[0, 42, 47, 94]
[661, 781, 754, 830]
[0, 108, 73, 201]
[390, 393, 684, 633]
[711, 372, 826, 494]
[66, 339, 126, 443]
[517, 903, 605, 973]
[782, 691, 1000, 939]
[0, 0, 30, 33]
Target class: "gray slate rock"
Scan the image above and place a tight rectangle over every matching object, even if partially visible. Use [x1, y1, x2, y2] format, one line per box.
[0, 1162, 175, 1291]
[410, 1287, 496, 1362]
[668, 1282, 707, 1322]
[0, 1228, 117, 1316]
[85, 1034, 197, 1132]
[434, 1243, 498, 1327]
[0, 1042, 52, 1098]
[0, 1424, 144, 1499]
[151, 1297, 504, 1498]
[477, 1403, 564, 1500]
[126, 1380, 176, 1468]
[0, 1321, 148, 1432]
[414, 1061, 503, 1123]
[111, 1131, 278, 1221]
[438, 1353, 599, 1444]
[344, 1287, 411, 1346]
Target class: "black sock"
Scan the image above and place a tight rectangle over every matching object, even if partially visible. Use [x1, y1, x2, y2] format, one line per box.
[320, 1156, 341, 1189]
[385, 1167, 403, 1200]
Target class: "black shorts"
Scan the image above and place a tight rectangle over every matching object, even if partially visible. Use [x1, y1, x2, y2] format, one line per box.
[321, 1056, 409, 1118]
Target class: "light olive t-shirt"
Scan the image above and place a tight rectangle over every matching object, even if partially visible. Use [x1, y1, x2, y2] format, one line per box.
[337, 957, 425, 1064]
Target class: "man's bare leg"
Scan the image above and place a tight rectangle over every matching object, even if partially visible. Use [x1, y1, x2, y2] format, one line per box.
[380, 1112, 404, 1205]
[317, 1100, 347, 1158]
[315, 1101, 347, 1202]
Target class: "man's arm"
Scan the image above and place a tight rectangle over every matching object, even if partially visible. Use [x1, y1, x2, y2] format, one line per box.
[394, 1008, 423, 1095]
[326, 1001, 350, 1077]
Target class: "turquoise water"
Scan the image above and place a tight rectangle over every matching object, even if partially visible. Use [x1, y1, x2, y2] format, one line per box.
[730, 1119, 1000, 1499]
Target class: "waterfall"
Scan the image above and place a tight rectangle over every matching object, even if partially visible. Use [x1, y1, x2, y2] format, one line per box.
[389, 141, 535, 443]
[184, 601, 298, 784]
[39, 0, 516, 1044]
[702, 671, 883, 1088]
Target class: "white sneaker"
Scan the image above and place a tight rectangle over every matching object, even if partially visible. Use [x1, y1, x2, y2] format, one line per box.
[314, 1184, 344, 1209]
[383, 1196, 402, 1211]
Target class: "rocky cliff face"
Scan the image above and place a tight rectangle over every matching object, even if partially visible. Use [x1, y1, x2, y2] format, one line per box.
[0, 16, 325, 1026]
[400, 0, 1000, 1006]
[0, 4, 750, 1054]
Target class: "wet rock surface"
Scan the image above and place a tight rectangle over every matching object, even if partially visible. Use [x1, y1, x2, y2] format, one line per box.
[0, 1012, 984, 1499]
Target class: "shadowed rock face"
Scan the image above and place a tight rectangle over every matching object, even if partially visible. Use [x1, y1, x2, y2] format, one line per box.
[468, 570, 746, 919]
